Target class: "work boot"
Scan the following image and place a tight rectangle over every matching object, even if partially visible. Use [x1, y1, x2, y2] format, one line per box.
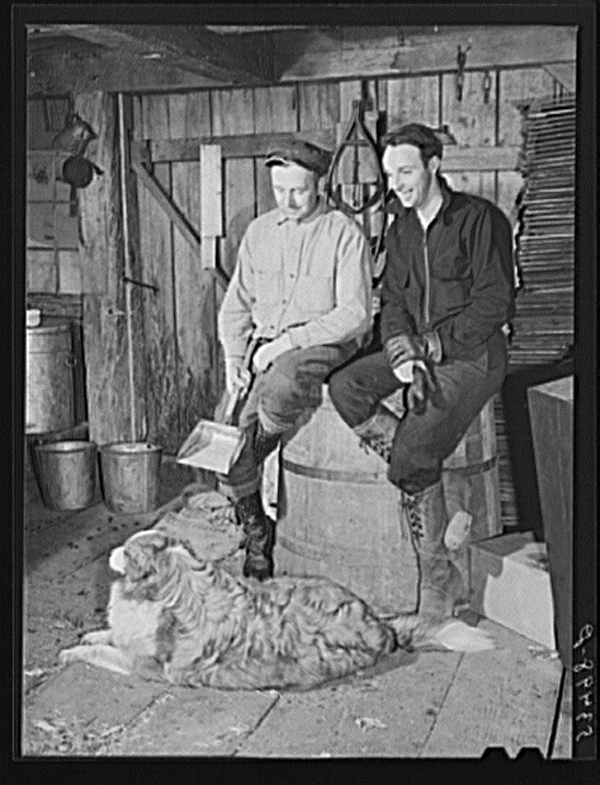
[234, 491, 274, 581]
[353, 406, 399, 463]
[400, 480, 464, 620]
[253, 420, 281, 465]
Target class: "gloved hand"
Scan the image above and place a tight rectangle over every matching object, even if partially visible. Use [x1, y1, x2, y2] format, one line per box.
[405, 360, 437, 415]
[393, 361, 416, 383]
[384, 333, 429, 369]
[225, 356, 252, 395]
[253, 333, 294, 373]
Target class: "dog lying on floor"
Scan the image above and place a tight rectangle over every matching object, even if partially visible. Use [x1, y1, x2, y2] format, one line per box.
[59, 530, 494, 691]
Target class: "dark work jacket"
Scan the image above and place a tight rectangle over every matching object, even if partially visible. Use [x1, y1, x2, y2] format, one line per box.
[380, 178, 516, 361]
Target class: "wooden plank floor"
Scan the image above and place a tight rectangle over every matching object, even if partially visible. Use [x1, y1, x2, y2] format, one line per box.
[420, 615, 564, 757]
[21, 468, 568, 758]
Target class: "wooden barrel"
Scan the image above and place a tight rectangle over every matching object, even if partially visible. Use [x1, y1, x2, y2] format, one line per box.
[275, 387, 500, 614]
[26, 322, 75, 434]
[442, 396, 501, 543]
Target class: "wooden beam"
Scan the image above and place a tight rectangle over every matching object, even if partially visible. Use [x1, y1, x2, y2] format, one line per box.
[138, 136, 521, 172]
[199, 144, 223, 271]
[27, 49, 221, 95]
[442, 146, 520, 172]
[36, 24, 275, 85]
[145, 131, 337, 162]
[276, 25, 577, 81]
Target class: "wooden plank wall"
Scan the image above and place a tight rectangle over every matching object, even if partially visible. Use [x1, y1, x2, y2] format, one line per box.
[131, 64, 560, 462]
[26, 97, 76, 296]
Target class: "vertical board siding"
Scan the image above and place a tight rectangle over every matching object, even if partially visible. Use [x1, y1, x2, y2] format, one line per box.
[253, 86, 298, 133]
[441, 70, 497, 203]
[76, 92, 133, 444]
[137, 94, 179, 450]
[222, 158, 255, 278]
[496, 68, 555, 225]
[212, 87, 257, 283]
[210, 87, 257, 422]
[298, 82, 340, 131]
[171, 93, 219, 440]
[441, 70, 497, 147]
[254, 85, 298, 219]
[211, 88, 255, 135]
[255, 158, 277, 216]
[339, 80, 363, 121]
[384, 75, 440, 129]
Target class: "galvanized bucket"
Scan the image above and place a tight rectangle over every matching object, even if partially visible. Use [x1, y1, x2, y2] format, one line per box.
[99, 442, 163, 514]
[33, 440, 97, 511]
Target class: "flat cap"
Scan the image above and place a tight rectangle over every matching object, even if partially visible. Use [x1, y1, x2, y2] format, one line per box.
[265, 140, 332, 176]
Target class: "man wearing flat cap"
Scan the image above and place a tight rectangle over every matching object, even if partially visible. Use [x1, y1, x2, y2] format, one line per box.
[217, 139, 373, 580]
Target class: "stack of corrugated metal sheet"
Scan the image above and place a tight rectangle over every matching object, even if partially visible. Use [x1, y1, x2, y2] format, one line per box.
[495, 95, 576, 529]
[509, 94, 575, 369]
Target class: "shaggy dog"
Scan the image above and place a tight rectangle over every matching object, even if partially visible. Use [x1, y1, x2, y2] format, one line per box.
[59, 530, 494, 690]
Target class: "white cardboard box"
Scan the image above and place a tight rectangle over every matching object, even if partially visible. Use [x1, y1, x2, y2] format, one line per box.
[469, 532, 556, 649]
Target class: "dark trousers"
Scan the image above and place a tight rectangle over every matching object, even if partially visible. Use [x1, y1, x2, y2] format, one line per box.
[217, 341, 358, 501]
[328, 333, 508, 493]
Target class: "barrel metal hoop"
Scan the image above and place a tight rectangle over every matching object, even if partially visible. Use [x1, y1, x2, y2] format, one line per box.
[281, 457, 388, 484]
[277, 531, 382, 562]
[442, 455, 497, 477]
[281, 454, 497, 483]
[277, 532, 328, 561]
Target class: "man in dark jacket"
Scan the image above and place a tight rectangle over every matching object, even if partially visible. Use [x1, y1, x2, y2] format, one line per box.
[328, 123, 515, 622]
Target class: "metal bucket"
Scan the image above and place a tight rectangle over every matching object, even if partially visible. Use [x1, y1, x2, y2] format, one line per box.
[26, 322, 76, 434]
[33, 440, 97, 511]
[99, 442, 163, 514]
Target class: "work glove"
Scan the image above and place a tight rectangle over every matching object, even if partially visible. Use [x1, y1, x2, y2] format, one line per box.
[225, 356, 252, 395]
[384, 333, 429, 368]
[405, 360, 438, 415]
[253, 333, 294, 373]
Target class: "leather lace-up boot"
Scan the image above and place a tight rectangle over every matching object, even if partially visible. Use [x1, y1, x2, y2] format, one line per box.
[253, 421, 281, 465]
[353, 407, 399, 463]
[234, 491, 274, 581]
[400, 480, 464, 620]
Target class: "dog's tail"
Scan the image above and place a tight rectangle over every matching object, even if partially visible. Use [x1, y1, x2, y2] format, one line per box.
[387, 614, 495, 653]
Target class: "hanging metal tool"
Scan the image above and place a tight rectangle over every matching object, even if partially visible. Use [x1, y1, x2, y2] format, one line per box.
[326, 99, 386, 216]
[482, 71, 492, 105]
[53, 112, 103, 214]
[455, 43, 471, 102]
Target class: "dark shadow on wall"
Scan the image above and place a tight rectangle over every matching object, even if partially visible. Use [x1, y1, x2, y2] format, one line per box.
[501, 355, 574, 541]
